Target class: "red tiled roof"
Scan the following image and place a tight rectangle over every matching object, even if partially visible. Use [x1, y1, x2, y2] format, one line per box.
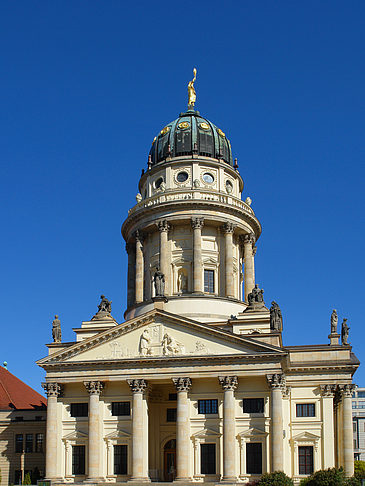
[0, 366, 47, 410]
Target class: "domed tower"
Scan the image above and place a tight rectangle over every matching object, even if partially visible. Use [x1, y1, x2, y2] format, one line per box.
[122, 71, 261, 322]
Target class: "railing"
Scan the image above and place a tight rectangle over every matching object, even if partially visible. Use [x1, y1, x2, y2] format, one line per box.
[128, 189, 255, 217]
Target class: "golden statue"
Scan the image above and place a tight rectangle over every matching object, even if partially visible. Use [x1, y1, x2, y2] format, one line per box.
[188, 68, 197, 108]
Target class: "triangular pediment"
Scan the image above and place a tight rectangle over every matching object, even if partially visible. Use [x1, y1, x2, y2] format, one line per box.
[63, 430, 88, 440]
[292, 431, 320, 441]
[38, 309, 285, 366]
[238, 427, 268, 438]
[104, 429, 131, 440]
[192, 427, 221, 438]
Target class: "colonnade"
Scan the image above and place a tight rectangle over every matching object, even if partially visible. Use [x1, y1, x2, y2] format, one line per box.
[126, 219, 257, 306]
[42, 378, 355, 481]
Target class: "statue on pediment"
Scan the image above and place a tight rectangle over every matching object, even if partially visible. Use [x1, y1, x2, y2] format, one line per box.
[270, 301, 283, 331]
[331, 309, 338, 334]
[162, 333, 184, 355]
[140, 328, 152, 356]
[52, 315, 62, 343]
[248, 284, 265, 305]
[341, 318, 350, 345]
[98, 295, 112, 314]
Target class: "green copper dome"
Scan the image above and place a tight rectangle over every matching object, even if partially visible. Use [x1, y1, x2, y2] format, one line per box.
[149, 109, 233, 166]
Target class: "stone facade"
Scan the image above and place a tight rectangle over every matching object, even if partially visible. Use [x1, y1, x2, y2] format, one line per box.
[37, 101, 359, 484]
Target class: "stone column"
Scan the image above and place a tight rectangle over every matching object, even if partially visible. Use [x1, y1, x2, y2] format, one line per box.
[135, 231, 144, 304]
[158, 220, 170, 295]
[191, 218, 204, 293]
[84, 381, 104, 481]
[42, 382, 63, 480]
[267, 374, 284, 472]
[320, 385, 336, 468]
[341, 384, 356, 477]
[173, 377, 192, 481]
[128, 379, 149, 481]
[222, 223, 235, 298]
[126, 243, 135, 307]
[219, 376, 238, 481]
[243, 233, 256, 302]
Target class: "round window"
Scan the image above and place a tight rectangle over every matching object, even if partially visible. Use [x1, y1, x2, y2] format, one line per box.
[176, 171, 188, 183]
[203, 172, 214, 184]
[155, 177, 164, 189]
[225, 180, 233, 193]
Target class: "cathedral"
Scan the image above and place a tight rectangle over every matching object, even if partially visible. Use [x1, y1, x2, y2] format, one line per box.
[38, 72, 359, 484]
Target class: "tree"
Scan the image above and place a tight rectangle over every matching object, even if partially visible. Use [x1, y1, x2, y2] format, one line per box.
[257, 471, 294, 485]
[23, 472, 31, 485]
[299, 467, 348, 485]
[354, 461, 365, 480]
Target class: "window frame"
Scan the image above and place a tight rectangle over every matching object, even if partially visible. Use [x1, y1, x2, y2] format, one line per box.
[25, 434, 33, 453]
[70, 402, 88, 418]
[296, 403, 315, 418]
[15, 434, 23, 453]
[111, 401, 131, 417]
[246, 442, 263, 475]
[72, 445, 86, 476]
[166, 408, 177, 422]
[198, 399, 218, 415]
[204, 269, 215, 294]
[114, 444, 128, 475]
[200, 443, 216, 475]
[243, 398, 265, 414]
[35, 433, 44, 453]
[298, 446, 314, 475]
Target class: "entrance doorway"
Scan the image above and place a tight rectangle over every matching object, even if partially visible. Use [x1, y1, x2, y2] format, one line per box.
[164, 439, 176, 481]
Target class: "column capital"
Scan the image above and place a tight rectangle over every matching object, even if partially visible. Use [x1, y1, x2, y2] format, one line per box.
[173, 377, 192, 392]
[134, 230, 144, 243]
[42, 382, 63, 397]
[219, 375, 238, 391]
[339, 384, 356, 398]
[221, 222, 235, 234]
[84, 381, 104, 395]
[191, 217, 204, 230]
[252, 246, 257, 256]
[243, 232, 256, 246]
[128, 378, 147, 393]
[320, 384, 337, 397]
[158, 220, 170, 232]
[266, 373, 286, 390]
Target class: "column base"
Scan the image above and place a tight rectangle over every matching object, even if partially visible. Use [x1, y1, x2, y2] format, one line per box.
[221, 477, 238, 483]
[84, 478, 105, 483]
[174, 478, 192, 482]
[128, 478, 151, 482]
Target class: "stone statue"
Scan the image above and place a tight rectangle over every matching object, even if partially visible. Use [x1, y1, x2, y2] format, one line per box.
[162, 333, 183, 355]
[154, 269, 165, 297]
[178, 272, 188, 293]
[98, 295, 112, 314]
[248, 284, 264, 305]
[139, 328, 151, 356]
[341, 318, 350, 345]
[331, 309, 338, 334]
[270, 301, 283, 331]
[188, 68, 197, 107]
[52, 315, 62, 343]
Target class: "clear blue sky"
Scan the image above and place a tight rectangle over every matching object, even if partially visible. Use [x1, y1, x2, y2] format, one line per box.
[0, 1, 364, 393]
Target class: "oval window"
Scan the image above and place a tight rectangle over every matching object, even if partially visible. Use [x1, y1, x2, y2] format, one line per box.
[203, 172, 214, 184]
[226, 180, 233, 193]
[155, 177, 164, 189]
[176, 171, 188, 183]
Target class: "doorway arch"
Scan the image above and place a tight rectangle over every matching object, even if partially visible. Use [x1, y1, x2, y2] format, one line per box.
[163, 439, 176, 481]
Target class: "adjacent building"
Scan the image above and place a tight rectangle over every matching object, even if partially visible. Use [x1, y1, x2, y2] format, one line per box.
[0, 365, 47, 486]
[353, 387, 365, 461]
[37, 77, 359, 484]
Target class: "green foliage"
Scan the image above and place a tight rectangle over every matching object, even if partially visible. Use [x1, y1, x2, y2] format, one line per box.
[23, 472, 31, 485]
[257, 471, 294, 485]
[345, 477, 361, 486]
[355, 461, 365, 479]
[299, 467, 346, 485]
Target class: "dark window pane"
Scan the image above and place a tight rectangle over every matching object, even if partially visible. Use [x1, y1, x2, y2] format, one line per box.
[204, 270, 214, 293]
[15, 434, 23, 453]
[70, 403, 88, 417]
[243, 398, 264, 414]
[298, 446, 313, 475]
[25, 434, 33, 453]
[246, 443, 262, 474]
[72, 445, 85, 475]
[198, 400, 218, 414]
[35, 433, 44, 452]
[166, 408, 177, 422]
[114, 445, 128, 475]
[296, 404, 315, 417]
[112, 402, 130, 416]
[201, 444, 216, 474]
[169, 393, 177, 401]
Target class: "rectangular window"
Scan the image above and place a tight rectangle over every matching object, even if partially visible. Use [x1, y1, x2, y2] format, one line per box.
[243, 398, 264, 414]
[201, 443, 216, 474]
[169, 393, 177, 401]
[198, 399, 218, 414]
[35, 433, 44, 452]
[296, 403, 315, 417]
[15, 434, 23, 453]
[298, 446, 313, 475]
[358, 391, 365, 398]
[204, 270, 214, 293]
[166, 408, 177, 422]
[114, 445, 128, 475]
[72, 445, 85, 475]
[70, 403, 88, 417]
[246, 443, 262, 474]
[25, 434, 33, 453]
[112, 402, 131, 416]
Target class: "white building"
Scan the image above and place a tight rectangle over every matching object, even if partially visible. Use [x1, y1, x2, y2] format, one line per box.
[37, 77, 359, 484]
[353, 387, 365, 461]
